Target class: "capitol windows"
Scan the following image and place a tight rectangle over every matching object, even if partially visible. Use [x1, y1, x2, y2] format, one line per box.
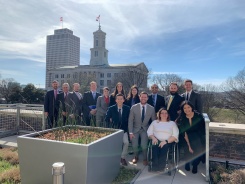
[61, 74, 65, 78]
[55, 74, 59, 78]
[107, 80, 111, 86]
[94, 51, 98, 57]
[96, 40, 98, 46]
[107, 73, 111, 78]
[100, 73, 104, 78]
[100, 80, 104, 86]
[73, 73, 78, 79]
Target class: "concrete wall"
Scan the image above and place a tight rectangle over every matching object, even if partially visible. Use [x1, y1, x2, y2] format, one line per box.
[209, 122, 245, 161]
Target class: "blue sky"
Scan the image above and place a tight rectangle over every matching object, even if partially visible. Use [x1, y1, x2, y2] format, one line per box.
[0, 0, 245, 88]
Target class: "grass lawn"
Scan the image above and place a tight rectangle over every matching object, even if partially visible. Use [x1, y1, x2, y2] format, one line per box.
[211, 108, 245, 124]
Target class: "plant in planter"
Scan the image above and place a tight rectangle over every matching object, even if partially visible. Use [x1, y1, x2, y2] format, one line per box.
[17, 125, 124, 184]
[0, 147, 21, 184]
[210, 162, 245, 184]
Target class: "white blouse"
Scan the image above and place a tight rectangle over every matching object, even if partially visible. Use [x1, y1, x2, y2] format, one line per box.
[147, 120, 179, 142]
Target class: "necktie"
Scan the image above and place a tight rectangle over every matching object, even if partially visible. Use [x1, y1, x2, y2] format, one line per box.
[141, 106, 145, 122]
[64, 93, 67, 99]
[54, 90, 57, 99]
[76, 92, 81, 100]
[167, 95, 173, 110]
[92, 92, 96, 100]
[153, 94, 156, 106]
[186, 93, 189, 101]
[118, 109, 122, 125]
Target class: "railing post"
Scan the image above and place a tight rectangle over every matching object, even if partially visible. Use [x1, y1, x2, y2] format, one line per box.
[42, 105, 45, 130]
[52, 162, 65, 184]
[203, 113, 210, 182]
[16, 103, 20, 135]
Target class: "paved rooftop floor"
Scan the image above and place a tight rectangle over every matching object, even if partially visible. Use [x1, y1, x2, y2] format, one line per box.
[0, 135, 209, 183]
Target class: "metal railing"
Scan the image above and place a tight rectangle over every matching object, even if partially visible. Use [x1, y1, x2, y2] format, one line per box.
[0, 103, 46, 138]
[203, 113, 210, 182]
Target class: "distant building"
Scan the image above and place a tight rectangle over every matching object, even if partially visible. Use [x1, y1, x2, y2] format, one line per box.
[45, 28, 80, 89]
[46, 25, 148, 92]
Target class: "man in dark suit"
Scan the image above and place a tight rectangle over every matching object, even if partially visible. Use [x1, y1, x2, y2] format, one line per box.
[57, 83, 70, 126]
[182, 79, 203, 114]
[82, 81, 101, 126]
[129, 91, 156, 166]
[67, 83, 83, 125]
[147, 84, 165, 113]
[182, 79, 205, 163]
[44, 80, 60, 128]
[105, 94, 130, 166]
[165, 82, 184, 121]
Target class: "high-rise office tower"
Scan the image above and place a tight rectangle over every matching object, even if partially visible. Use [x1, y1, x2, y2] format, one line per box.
[45, 28, 80, 89]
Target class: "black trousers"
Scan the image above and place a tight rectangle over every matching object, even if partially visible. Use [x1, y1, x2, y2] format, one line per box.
[152, 143, 170, 170]
[47, 110, 58, 129]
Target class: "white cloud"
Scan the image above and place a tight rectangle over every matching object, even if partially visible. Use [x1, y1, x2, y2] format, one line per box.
[0, 69, 26, 77]
[1, 0, 244, 63]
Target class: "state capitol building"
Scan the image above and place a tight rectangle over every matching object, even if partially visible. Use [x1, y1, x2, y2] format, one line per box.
[45, 25, 148, 93]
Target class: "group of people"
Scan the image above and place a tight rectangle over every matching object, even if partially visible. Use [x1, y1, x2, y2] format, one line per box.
[44, 79, 205, 174]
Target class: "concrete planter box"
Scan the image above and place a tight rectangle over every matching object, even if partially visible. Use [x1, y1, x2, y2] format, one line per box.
[17, 126, 124, 184]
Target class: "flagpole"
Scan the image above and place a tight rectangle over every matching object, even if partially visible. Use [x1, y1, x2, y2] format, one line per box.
[96, 15, 101, 29]
[60, 17, 63, 29]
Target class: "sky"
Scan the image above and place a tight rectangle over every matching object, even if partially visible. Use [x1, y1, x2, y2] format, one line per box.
[0, 0, 245, 88]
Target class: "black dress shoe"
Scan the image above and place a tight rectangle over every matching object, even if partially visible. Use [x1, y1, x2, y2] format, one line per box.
[121, 158, 128, 166]
[132, 156, 138, 164]
[192, 165, 198, 174]
[185, 163, 190, 171]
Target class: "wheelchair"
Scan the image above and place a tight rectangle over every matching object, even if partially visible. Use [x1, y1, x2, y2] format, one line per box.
[147, 140, 179, 175]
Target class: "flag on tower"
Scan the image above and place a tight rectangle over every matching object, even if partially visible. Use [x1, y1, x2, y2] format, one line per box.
[60, 17, 63, 21]
[96, 15, 100, 21]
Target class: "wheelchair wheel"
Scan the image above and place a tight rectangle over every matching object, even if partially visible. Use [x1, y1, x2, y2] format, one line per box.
[147, 141, 153, 172]
[173, 143, 179, 169]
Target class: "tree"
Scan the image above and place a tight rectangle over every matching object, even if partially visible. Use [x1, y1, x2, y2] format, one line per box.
[0, 78, 21, 103]
[221, 68, 245, 116]
[151, 73, 184, 95]
[199, 84, 224, 121]
[112, 66, 149, 93]
[21, 84, 45, 104]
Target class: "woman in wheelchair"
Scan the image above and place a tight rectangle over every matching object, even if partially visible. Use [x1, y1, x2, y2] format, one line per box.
[147, 108, 179, 172]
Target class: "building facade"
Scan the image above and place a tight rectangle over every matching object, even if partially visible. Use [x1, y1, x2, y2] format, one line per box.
[46, 26, 148, 93]
[45, 28, 80, 89]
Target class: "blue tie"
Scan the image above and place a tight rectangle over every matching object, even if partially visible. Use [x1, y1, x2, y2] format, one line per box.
[141, 106, 145, 122]
[92, 92, 96, 100]
[153, 95, 156, 106]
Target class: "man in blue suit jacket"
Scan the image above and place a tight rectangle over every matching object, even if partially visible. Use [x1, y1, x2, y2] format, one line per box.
[105, 94, 130, 166]
[147, 84, 165, 113]
[82, 81, 101, 126]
